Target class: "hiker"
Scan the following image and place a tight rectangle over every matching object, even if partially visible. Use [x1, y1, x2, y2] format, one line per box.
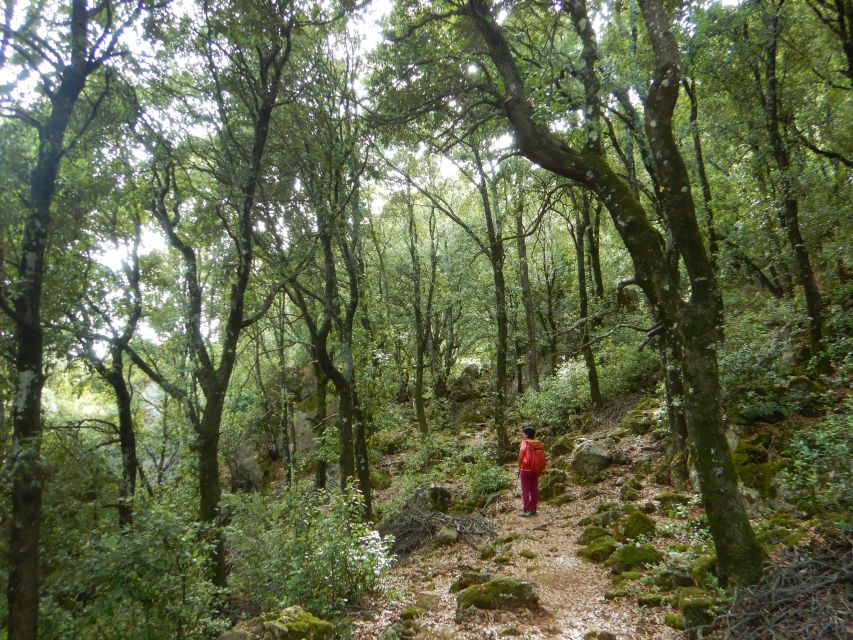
[518, 426, 546, 517]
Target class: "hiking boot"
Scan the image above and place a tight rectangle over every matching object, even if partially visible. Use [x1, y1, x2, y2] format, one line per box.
[519, 511, 533, 517]
[529, 509, 537, 516]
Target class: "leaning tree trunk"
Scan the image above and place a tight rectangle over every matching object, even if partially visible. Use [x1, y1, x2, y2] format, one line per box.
[467, 0, 764, 585]
[637, 0, 765, 584]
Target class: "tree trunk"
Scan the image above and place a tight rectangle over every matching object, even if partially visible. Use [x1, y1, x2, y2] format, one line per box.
[656, 332, 689, 489]
[197, 390, 227, 587]
[515, 201, 539, 391]
[570, 207, 603, 408]
[107, 361, 137, 528]
[7, 9, 90, 633]
[683, 77, 719, 272]
[678, 309, 763, 584]
[314, 366, 329, 491]
[761, 4, 824, 360]
[493, 262, 510, 454]
[408, 193, 430, 435]
[466, 0, 764, 585]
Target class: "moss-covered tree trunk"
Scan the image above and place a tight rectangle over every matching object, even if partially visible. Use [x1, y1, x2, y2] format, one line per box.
[759, 4, 824, 361]
[515, 200, 539, 391]
[656, 332, 689, 489]
[313, 365, 329, 491]
[466, 0, 764, 585]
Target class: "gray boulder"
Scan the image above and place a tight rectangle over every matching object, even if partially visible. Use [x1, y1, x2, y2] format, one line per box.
[571, 440, 612, 477]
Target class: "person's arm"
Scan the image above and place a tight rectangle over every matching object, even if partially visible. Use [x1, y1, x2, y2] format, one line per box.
[517, 441, 526, 468]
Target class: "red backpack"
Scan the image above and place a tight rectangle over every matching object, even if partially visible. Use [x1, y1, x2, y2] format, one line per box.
[524, 441, 548, 474]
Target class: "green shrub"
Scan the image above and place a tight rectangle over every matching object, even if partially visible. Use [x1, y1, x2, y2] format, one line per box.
[225, 484, 392, 619]
[518, 361, 592, 427]
[518, 342, 659, 427]
[39, 489, 227, 640]
[462, 459, 510, 504]
[783, 400, 853, 515]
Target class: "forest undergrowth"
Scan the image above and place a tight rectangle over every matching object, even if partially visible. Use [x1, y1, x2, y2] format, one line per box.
[336, 383, 852, 640]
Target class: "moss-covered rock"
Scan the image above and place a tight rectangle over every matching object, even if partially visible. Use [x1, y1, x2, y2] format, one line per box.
[577, 536, 619, 562]
[656, 569, 694, 590]
[571, 440, 613, 477]
[619, 486, 640, 502]
[434, 526, 459, 546]
[577, 525, 610, 545]
[260, 607, 336, 640]
[678, 591, 715, 629]
[664, 613, 685, 630]
[404, 484, 454, 513]
[736, 460, 789, 502]
[605, 544, 662, 573]
[617, 398, 660, 435]
[498, 627, 521, 637]
[520, 549, 537, 559]
[655, 492, 690, 512]
[637, 593, 665, 607]
[370, 467, 392, 490]
[583, 629, 617, 640]
[479, 544, 496, 560]
[449, 571, 492, 593]
[455, 399, 484, 426]
[552, 494, 574, 507]
[539, 469, 569, 500]
[399, 607, 426, 621]
[495, 532, 521, 545]
[640, 502, 656, 514]
[378, 621, 417, 640]
[615, 511, 656, 540]
[494, 554, 511, 565]
[612, 570, 643, 586]
[455, 577, 539, 614]
[690, 554, 717, 588]
[578, 509, 622, 528]
[218, 632, 258, 640]
[549, 435, 576, 458]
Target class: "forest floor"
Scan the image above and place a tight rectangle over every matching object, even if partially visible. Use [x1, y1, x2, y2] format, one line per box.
[348, 428, 687, 640]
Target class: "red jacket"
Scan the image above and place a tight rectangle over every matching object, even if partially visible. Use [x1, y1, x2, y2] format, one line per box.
[518, 439, 545, 472]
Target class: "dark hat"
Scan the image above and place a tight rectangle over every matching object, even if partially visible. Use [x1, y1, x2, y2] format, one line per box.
[523, 426, 536, 438]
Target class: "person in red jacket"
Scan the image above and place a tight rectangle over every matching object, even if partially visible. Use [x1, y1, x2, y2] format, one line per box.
[517, 426, 546, 517]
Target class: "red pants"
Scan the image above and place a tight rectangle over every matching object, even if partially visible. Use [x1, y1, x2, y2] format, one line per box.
[520, 470, 539, 512]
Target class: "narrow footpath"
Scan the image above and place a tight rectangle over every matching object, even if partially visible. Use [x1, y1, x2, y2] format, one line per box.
[351, 469, 677, 640]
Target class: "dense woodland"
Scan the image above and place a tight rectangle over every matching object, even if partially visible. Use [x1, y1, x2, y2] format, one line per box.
[0, 0, 850, 638]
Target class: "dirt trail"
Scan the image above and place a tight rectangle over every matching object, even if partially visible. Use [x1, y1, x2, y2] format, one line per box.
[350, 468, 677, 640]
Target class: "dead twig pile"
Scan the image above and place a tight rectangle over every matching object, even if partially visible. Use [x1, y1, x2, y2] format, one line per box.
[710, 536, 853, 639]
[378, 510, 497, 556]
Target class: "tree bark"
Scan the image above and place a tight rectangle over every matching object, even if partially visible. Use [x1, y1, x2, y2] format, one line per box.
[6, 4, 92, 635]
[656, 332, 689, 489]
[515, 199, 540, 391]
[466, 0, 763, 585]
[683, 77, 719, 272]
[313, 363, 329, 491]
[759, 3, 824, 360]
[567, 200, 603, 407]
